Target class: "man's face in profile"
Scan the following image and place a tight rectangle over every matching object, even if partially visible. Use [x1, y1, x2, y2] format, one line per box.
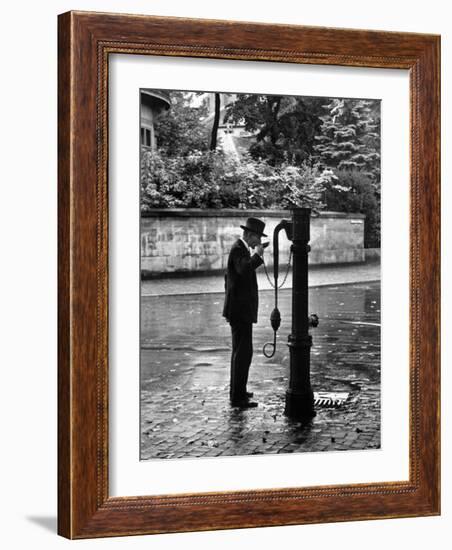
[246, 231, 261, 249]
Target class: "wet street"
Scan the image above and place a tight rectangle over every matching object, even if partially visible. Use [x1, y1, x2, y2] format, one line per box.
[140, 282, 381, 459]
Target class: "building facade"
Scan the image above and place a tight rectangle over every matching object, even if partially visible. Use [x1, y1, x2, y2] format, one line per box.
[140, 89, 171, 150]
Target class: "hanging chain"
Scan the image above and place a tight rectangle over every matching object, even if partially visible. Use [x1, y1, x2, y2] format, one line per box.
[262, 249, 293, 289]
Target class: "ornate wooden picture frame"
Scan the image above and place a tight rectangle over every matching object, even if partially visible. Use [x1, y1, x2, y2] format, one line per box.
[58, 11, 440, 539]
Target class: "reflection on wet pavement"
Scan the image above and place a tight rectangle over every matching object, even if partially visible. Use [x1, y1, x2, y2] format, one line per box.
[140, 282, 381, 459]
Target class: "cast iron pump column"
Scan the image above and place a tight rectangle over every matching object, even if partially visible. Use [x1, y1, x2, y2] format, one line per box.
[285, 208, 316, 419]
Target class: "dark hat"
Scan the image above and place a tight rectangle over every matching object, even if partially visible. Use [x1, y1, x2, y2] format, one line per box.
[240, 217, 267, 237]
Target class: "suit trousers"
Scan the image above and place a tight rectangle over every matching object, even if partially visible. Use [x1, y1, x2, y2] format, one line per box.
[229, 321, 253, 402]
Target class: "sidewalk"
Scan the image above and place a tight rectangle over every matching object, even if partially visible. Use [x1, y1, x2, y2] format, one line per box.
[141, 259, 380, 296]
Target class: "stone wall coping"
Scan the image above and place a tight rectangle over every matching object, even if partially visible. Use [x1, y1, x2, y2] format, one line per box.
[141, 208, 366, 220]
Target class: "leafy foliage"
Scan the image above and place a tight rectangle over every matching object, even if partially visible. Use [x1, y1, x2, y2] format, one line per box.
[153, 92, 210, 156]
[322, 169, 380, 247]
[141, 149, 335, 211]
[314, 98, 381, 185]
[142, 91, 381, 248]
[224, 94, 325, 165]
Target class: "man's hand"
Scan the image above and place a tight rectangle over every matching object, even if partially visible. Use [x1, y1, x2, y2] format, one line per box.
[255, 243, 265, 257]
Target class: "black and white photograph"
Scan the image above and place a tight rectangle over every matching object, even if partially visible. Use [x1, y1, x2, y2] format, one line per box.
[140, 89, 381, 460]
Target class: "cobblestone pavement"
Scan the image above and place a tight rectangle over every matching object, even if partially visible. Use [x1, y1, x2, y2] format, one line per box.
[140, 281, 381, 459]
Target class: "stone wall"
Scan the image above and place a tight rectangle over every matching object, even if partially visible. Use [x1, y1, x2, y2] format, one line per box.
[141, 209, 365, 277]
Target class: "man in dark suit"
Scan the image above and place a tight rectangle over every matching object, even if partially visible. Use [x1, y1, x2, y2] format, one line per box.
[223, 217, 267, 408]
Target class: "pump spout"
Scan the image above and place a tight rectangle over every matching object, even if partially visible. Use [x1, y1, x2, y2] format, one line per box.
[272, 219, 292, 283]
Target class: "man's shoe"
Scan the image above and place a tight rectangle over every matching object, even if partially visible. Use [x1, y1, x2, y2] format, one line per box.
[246, 392, 254, 398]
[231, 399, 258, 409]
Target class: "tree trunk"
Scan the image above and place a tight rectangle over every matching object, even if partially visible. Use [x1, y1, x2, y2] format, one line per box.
[210, 93, 221, 150]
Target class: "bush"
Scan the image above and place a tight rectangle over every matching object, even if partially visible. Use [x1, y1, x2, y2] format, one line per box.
[141, 149, 334, 212]
[322, 169, 380, 247]
[140, 150, 224, 209]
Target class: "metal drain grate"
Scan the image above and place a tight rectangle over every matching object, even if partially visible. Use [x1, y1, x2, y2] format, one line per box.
[313, 391, 349, 408]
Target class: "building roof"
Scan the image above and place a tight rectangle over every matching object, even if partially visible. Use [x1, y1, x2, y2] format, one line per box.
[141, 89, 171, 111]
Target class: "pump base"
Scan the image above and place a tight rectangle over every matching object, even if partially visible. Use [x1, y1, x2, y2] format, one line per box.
[284, 389, 316, 420]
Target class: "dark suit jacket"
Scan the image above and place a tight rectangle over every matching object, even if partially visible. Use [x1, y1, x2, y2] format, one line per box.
[223, 239, 264, 324]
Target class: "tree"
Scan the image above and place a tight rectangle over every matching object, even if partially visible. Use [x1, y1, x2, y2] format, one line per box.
[314, 98, 381, 185]
[322, 169, 380, 247]
[224, 94, 325, 165]
[152, 92, 210, 156]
